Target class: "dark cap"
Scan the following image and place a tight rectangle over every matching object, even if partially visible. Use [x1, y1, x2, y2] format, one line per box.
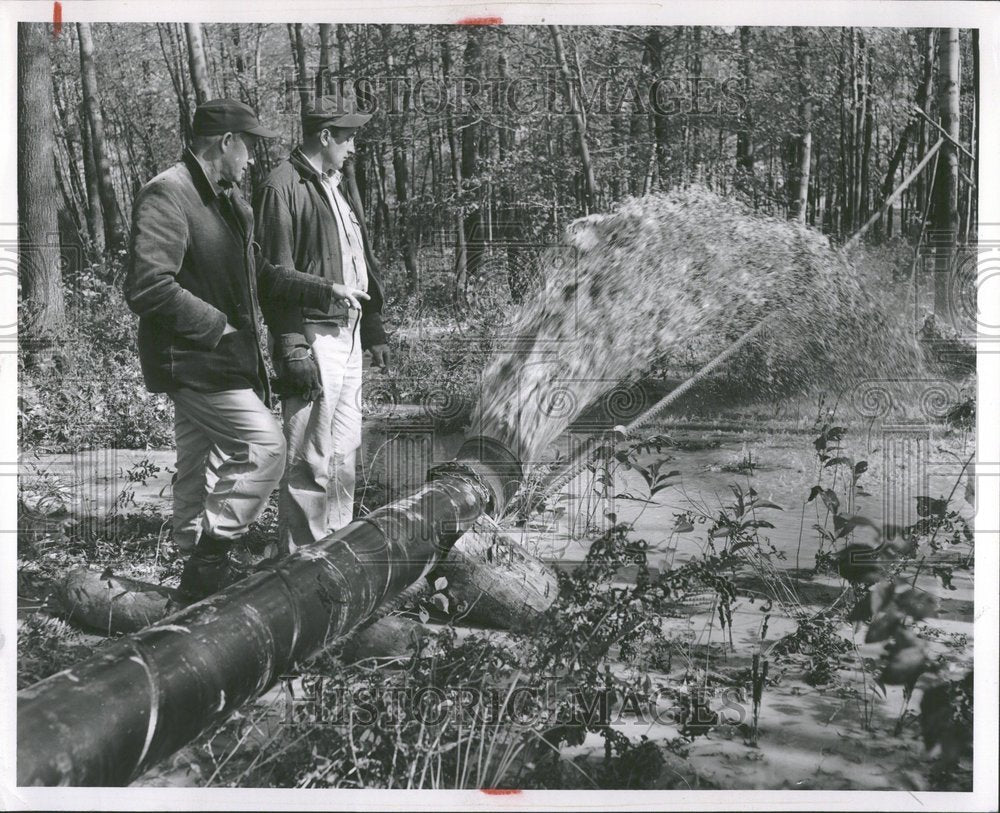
[192, 98, 278, 138]
[302, 92, 372, 134]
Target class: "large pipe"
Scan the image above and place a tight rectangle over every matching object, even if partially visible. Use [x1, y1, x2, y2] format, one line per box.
[18, 436, 521, 787]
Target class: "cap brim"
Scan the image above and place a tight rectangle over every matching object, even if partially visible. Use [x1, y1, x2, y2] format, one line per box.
[243, 124, 280, 139]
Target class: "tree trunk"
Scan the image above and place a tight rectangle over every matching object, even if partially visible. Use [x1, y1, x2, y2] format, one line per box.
[440, 35, 468, 305]
[50, 75, 86, 230]
[380, 26, 419, 295]
[54, 70, 102, 257]
[289, 23, 311, 119]
[836, 31, 847, 235]
[791, 33, 812, 223]
[810, 139, 821, 226]
[156, 23, 194, 145]
[736, 27, 755, 189]
[845, 29, 857, 230]
[845, 137, 942, 251]
[915, 29, 935, 225]
[932, 28, 960, 318]
[549, 25, 597, 213]
[372, 143, 391, 254]
[851, 31, 864, 230]
[859, 50, 873, 221]
[18, 22, 65, 358]
[879, 33, 935, 234]
[498, 48, 526, 302]
[318, 23, 332, 97]
[342, 160, 373, 259]
[458, 29, 485, 304]
[335, 23, 349, 76]
[229, 25, 248, 101]
[645, 28, 671, 195]
[77, 22, 123, 251]
[183, 23, 211, 106]
[964, 29, 978, 242]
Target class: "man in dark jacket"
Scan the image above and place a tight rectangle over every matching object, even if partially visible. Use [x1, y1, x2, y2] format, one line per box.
[254, 93, 389, 554]
[125, 98, 368, 601]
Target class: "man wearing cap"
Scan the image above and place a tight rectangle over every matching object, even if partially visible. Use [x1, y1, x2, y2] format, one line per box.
[125, 98, 369, 602]
[254, 93, 390, 554]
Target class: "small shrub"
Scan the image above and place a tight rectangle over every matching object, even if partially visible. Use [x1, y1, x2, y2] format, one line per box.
[20, 259, 174, 452]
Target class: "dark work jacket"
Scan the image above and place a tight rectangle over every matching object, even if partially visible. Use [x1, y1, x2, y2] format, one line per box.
[125, 149, 334, 402]
[253, 147, 387, 350]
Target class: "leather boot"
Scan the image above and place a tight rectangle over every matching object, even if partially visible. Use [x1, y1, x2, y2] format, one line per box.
[177, 533, 244, 603]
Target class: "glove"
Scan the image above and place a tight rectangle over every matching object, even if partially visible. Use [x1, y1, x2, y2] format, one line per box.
[273, 334, 322, 401]
[369, 344, 391, 372]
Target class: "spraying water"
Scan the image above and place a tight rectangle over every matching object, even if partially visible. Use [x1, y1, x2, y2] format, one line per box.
[469, 186, 926, 463]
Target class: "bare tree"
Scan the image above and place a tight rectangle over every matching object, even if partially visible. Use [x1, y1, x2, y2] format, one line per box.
[643, 28, 672, 195]
[735, 27, 755, 179]
[380, 25, 419, 294]
[914, 29, 936, 225]
[879, 29, 935, 237]
[288, 23, 311, 117]
[440, 33, 469, 305]
[791, 33, 812, 223]
[77, 22, 123, 250]
[318, 23, 333, 97]
[79, 105, 104, 255]
[932, 28, 960, 317]
[18, 22, 66, 357]
[184, 23, 211, 106]
[456, 27, 485, 304]
[549, 25, 597, 213]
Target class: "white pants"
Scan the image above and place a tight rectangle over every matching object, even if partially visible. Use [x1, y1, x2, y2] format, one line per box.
[278, 320, 363, 553]
[169, 388, 286, 553]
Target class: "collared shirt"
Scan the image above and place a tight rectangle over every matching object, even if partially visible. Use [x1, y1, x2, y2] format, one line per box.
[320, 169, 369, 296]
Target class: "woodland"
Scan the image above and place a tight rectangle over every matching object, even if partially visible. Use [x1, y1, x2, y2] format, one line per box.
[15, 23, 978, 792]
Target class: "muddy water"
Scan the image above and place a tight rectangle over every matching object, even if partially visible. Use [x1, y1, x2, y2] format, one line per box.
[25, 417, 972, 584]
[24, 419, 975, 791]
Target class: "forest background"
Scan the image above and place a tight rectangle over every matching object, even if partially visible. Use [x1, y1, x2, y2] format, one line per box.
[16, 23, 977, 449]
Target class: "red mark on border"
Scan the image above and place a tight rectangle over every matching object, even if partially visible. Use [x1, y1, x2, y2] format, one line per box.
[456, 16, 503, 25]
[480, 788, 521, 795]
[52, 1, 62, 37]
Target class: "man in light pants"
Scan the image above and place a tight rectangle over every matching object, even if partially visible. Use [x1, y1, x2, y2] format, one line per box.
[125, 99, 369, 602]
[255, 93, 390, 554]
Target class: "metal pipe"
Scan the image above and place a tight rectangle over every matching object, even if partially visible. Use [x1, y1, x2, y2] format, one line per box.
[537, 320, 769, 499]
[17, 436, 521, 787]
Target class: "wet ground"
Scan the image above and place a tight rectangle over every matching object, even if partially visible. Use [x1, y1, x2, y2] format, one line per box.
[18, 410, 975, 790]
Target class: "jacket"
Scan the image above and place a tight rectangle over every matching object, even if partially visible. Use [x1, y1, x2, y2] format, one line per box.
[125, 149, 334, 401]
[253, 147, 388, 350]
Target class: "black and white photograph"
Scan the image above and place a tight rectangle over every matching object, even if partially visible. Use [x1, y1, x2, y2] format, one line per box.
[1, 1, 997, 809]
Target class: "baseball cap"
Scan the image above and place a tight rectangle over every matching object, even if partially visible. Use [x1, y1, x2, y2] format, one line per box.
[192, 98, 279, 138]
[302, 92, 372, 134]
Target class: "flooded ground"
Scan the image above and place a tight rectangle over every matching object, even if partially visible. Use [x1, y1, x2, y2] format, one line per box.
[528, 422, 974, 790]
[19, 409, 975, 790]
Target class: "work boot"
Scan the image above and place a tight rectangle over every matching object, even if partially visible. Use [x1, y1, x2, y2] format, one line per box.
[177, 533, 245, 604]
